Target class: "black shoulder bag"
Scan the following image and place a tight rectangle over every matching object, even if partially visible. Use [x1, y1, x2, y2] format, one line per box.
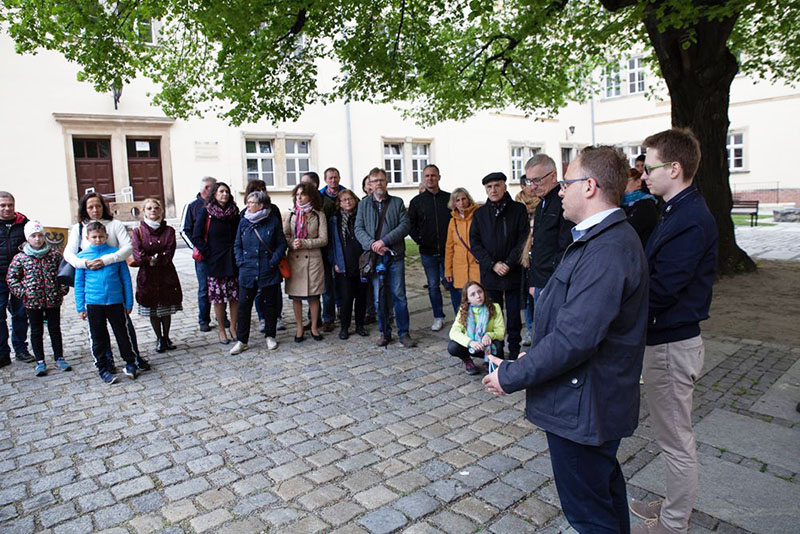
[57, 222, 81, 287]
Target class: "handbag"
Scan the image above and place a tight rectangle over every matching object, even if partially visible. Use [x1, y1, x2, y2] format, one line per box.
[250, 224, 290, 279]
[358, 199, 390, 278]
[57, 222, 81, 287]
[192, 215, 211, 262]
[126, 227, 143, 267]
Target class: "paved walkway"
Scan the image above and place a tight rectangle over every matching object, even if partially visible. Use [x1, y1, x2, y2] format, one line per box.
[735, 222, 800, 261]
[1, 234, 799, 533]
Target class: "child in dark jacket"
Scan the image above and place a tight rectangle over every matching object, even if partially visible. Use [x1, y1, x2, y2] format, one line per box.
[75, 222, 141, 384]
[6, 221, 71, 376]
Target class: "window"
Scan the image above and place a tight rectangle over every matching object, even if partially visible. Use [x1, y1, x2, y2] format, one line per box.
[137, 19, 159, 45]
[384, 143, 404, 184]
[627, 57, 646, 94]
[510, 145, 542, 180]
[604, 64, 621, 98]
[727, 133, 745, 171]
[411, 143, 430, 183]
[285, 139, 311, 186]
[561, 147, 576, 176]
[624, 145, 645, 168]
[245, 140, 275, 186]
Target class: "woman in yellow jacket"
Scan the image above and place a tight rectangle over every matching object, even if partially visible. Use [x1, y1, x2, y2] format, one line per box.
[448, 281, 505, 375]
[444, 188, 481, 314]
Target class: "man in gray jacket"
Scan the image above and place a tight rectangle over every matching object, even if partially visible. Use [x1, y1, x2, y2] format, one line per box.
[355, 168, 416, 348]
[483, 146, 649, 534]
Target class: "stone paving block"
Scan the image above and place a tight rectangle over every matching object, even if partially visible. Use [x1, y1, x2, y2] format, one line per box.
[354, 484, 400, 510]
[476, 480, 526, 510]
[307, 447, 344, 467]
[451, 496, 499, 524]
[275, 476, 313, 501]
[129, 513, 165, 534]
[231, 474, 271, 496]
[416, 459, 454, 481]
[329, 523, 369, 534]
[129, 491, 165, 514]
[77, 489, 115, 513]
[189, 509, 233, 533]
[422, 479, 470, 503]
[30, 468, 77, 494]
[320, 501, 365, 526]
[307, 464, 344, 484]
[110, 475, 155, 500]
[0, 484, 26, 506]
[164, 477, 210, 500]
[268, 458, 311, 482]
[502, 468, 548, 492]
[429, 509, 478, 534]
[260, 507, 299, 527]
[514, 496, 560, 527]
[478, 452, 521, 475]
[341, 470, 383, 493]
[489, 514, 537, 533]
[386, 470, 430, 493]
[98, 466, 139, 487]
[196, 488, 235, 510]
[93, 503, 133, 529]
[336, 451, 380, 472]
[232, 491, 278, 516]
[392, 490, 441, 520]
[217, 517, 266, 534]
[39, 502, 78, 528]
[282, 515, 329, 534]
[0, 516, 34, 534]
[53, 515, 93, 534]
[298, 484, 346, 510]
[358, 507, 408, 534]
[161, 499, 199, 522]
[22, 491, 56, 514]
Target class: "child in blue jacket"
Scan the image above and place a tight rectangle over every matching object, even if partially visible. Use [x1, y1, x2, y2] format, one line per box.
[75, 222, 140, 384]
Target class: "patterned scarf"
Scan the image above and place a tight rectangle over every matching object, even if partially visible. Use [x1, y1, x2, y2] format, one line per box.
[206, 202, 238, 220]
[467, 304, 490, 348]
[294, 202, 313, 239]
[339, 208, 356, 242]
[622, 189, 656, 207]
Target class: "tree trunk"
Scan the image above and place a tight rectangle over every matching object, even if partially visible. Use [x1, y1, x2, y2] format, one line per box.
[643, 10, 756, 276]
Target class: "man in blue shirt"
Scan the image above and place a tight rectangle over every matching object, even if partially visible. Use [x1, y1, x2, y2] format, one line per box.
[483, 146, 649, 534]
[630, 128, 718, 534]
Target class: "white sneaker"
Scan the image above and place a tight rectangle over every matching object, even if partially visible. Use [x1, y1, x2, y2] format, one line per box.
[229, 341, 248, 355]
[266, 337, 278, 350]
[431, 317, 445, 331]
[521, 331, 532, 346]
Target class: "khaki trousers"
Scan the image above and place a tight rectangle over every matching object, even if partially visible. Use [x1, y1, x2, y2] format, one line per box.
[642, 335, 704, 534]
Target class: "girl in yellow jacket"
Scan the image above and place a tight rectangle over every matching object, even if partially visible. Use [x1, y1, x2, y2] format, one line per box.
[448, 281, 505, 375]
[444, 188, 481, 313]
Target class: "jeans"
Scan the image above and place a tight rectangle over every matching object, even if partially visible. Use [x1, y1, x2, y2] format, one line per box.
[0, 280, 28, 357]
[642, 336, 705, 534]
[372, 255, 410, 339]
[527, 286, 543, 333]
[87, 304, 137, 374]
[194, 260, 211, 326]
[449, 288, 462, 315]
[26, 307, 63, 362]
[547, 432, 628, 534]
[237, 284, 280, 343]
[420, 254, 448, 320]
[486, 288, 522, 357]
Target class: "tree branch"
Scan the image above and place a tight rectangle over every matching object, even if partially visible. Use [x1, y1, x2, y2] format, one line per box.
[277, 8, 307, 43]
[600, 0, 638, 12]
[393, 0, 406, 56]
[458, 34, 518, 75]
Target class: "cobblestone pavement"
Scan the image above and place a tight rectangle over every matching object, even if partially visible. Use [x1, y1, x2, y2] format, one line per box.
[735, 222, 800, 261]
[1, 248, 798, 533]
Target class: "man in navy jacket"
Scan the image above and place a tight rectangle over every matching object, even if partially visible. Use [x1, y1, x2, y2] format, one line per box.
[180, 176, 216, 331]
[483, 146, 649, 533]
[630, 129, 718, 534]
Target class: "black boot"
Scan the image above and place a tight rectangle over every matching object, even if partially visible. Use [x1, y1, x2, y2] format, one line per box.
[155, 338, 166, 353]
[163, 338, 177, 350]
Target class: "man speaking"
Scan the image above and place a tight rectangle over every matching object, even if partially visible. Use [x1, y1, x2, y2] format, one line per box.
[483, 146, 649, 533]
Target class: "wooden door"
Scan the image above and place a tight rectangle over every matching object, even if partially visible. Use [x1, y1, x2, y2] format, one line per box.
[126, 138, 164, 204]
[73, 138, 113, 197]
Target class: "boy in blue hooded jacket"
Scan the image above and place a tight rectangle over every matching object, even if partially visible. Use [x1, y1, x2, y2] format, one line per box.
[75, 222, 139, 384]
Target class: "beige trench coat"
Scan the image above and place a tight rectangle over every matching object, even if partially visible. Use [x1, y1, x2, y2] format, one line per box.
[283, 209, 328, 297]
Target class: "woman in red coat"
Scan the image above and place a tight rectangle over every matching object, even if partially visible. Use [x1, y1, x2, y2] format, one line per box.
[131, 198, 183, 353]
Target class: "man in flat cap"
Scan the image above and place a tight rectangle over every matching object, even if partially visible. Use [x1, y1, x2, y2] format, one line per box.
[469, 172, 529, 359]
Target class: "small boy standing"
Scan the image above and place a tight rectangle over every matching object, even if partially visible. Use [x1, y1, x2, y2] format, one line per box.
[75, 221, 140, 384]
[6, 221, 71, 376]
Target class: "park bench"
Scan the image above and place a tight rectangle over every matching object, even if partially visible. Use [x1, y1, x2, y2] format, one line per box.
[731, 199, 759, 227]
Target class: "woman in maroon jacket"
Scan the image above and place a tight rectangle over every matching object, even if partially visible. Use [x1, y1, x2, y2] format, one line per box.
[132, 198, 183, 353]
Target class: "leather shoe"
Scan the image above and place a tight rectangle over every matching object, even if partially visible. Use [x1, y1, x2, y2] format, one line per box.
[199, 323, 212, 332]
[376, 336, 392, 347]
[15, 350, 35, 363]
[339, 330, 349, 340]
[356, 326, 368, 337]
[164, 338, 177, 350]
[155, 339, 166, 353]
[322, 321, 334, 332]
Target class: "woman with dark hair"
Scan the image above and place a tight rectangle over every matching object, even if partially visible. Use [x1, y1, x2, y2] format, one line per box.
[622, 168, 659, 247]
[64, 192, 149, 371]
[284, 182, 327, 342]
[329, 189, 368, 340]
[192, 182, 240, 344]
[230, 191, 286, 354]
[131, 198, 183, 353]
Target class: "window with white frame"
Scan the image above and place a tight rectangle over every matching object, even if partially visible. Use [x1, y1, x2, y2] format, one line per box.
[624, 145, 646, 168]
[384, 143, 404, 184]
[627, 57, 646, 94]
[285, 139, 311, 186]
[137, 19, 159, 45]
[245, 140, 275, 186]
[511, 145, 542, 180]
[604, 64, 621, 98]
[411, 143, 430, 183]
[727, 133, 745, 171]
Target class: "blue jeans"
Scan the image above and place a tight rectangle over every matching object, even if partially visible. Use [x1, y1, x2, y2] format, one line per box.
[449, 287, 462, 315]
[0, 280, 28, 357]
[372, 255, 410, 339]
[194, 260, 211, 326]
[420, 254, 449, 320]
[547, 432, 628, 534]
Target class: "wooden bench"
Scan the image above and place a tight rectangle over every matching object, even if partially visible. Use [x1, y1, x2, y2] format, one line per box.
[731, 199, 759, 227]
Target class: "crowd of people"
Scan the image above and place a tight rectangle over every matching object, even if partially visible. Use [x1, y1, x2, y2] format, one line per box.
[1, 127, 718, 534]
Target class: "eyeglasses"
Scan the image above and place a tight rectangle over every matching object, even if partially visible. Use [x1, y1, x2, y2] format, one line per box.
[521, 170, 554, 186]
[558, 177, 594, 191]
[643, 161, 674, 175]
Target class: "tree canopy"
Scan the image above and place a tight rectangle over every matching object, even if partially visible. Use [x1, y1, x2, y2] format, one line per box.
[2, 0, 799, 273]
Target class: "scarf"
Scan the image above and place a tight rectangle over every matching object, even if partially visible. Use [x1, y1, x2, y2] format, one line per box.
[515, 190, 541, 215]
[143, 217, 162, 230]
[622, 189, 656, 207]
[206, 202, 238, 220]
[294, 202, 313, 239]
[339, 208, 356, 242]
[244, 207, 269, 224]
[466, 304, 494, 358]
[24, 243, 50, 258]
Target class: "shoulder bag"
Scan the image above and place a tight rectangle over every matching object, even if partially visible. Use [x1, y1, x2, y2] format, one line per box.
[126, 227, 143, 267]
[192, 215, 211, 261]
[358, 199, 389, 278]
[56, 223, 80, 287]
[251, 224, 290, 279]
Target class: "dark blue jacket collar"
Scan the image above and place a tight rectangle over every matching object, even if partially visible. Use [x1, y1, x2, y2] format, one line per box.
[662, 184, 697, 217]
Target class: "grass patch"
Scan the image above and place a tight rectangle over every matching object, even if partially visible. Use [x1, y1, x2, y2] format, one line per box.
[731, 214, 776, 227]
[405, 238, 420, 258]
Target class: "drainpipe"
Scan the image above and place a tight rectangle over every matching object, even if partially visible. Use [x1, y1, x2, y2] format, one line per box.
[590, 97, 596, 145]
[345, 101, 355, 190]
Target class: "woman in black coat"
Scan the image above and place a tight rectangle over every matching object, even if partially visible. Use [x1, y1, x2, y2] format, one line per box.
[193, 182, 240, 344]
[622, 168, 659, 247]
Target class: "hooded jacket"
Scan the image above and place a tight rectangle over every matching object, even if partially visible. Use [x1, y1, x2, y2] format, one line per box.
[0, 212, 28, 278]
[444, 204, 480, 288]
[75, 244, 133, 312]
